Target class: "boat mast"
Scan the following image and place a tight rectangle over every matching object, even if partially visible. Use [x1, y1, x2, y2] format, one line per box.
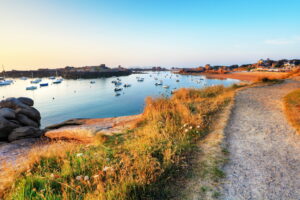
[2, 65, 5, 79]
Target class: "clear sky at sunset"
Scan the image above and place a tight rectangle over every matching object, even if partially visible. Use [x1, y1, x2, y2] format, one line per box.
[0, 0, 300, 70]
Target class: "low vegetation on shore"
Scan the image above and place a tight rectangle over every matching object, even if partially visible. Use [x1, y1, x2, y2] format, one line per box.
[284, 89, 300, 134]
[3, 85, 237, 200]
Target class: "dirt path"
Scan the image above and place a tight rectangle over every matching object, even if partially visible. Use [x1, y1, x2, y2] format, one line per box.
[222, 79, 300, 200]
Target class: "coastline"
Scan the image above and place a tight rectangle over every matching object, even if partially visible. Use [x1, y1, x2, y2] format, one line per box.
[178, 71, 289, 82]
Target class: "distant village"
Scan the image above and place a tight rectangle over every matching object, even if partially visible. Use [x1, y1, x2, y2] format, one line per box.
[1, 58, 300, 79]
[176, 58, 300, 74]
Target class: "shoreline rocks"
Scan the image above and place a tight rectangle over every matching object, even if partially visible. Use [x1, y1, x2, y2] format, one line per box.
[0, 97, 43, 142]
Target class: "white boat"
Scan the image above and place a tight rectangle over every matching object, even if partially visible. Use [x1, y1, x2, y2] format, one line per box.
[20, 77, 27, 80]
[4, 79, 13, 84]
[0, 80, 11, 86]
[26, 86, 37, 90]
[155, 82, 163, 86]
[90, 81, 96, 84]
[53, 79, 62, 84]
[115, 82, 122, 86]
[124, 84, 131, 87]
[137, 78, 144, 82]
[49, 76, 56, 80]
[31, 79, 42, 84]
[163, 85, 170, 89]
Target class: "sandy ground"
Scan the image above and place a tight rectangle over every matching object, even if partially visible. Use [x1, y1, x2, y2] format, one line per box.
[222, 79, 300, 200]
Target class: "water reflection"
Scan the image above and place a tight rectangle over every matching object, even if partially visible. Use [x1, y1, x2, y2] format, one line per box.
[0, 72, 239, 127]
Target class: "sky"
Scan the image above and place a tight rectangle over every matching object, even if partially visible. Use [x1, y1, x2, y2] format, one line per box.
[0, 0, 300, 70]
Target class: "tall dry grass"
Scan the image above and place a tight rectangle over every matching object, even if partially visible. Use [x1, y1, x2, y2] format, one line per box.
[4, 86, 236, 200]
[255, 67, 300, 83]
[283, 88, 300, 134]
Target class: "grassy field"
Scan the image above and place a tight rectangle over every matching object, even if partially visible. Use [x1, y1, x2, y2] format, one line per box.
[4, 85, 238, 200]
[284, 89, 300, 134]
[181, 67, 300, 82]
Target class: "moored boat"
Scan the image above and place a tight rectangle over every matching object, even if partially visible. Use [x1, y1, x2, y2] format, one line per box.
[40, 83, 49, 87]
[31, 79, 42, 84]
[114, 87, 123, 92]
[124, 84, 131, 87]
[0, 80, 11, 86]
[26, 86, 37, 90]
[53, 79, 62, 84]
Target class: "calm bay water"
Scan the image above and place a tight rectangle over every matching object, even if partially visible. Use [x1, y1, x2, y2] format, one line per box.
[0, 72, 239, 127]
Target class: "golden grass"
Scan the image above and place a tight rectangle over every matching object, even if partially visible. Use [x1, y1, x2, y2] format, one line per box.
[283, 88, 300, 134]
[3, 86, 237, 199]
[0, 141, 79, 196]
[165, 90, 236, 199]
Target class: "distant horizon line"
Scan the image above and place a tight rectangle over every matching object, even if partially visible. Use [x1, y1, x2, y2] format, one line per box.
[2, 57, 300, 71]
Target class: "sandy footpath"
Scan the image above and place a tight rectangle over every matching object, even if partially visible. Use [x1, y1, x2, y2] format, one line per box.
[222, 79, 300, 200]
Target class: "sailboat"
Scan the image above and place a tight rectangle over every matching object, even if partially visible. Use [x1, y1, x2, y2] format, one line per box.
[0, 65, 13, 85]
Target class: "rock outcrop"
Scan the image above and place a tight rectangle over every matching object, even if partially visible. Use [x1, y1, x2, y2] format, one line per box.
[0, 97, 43, 142]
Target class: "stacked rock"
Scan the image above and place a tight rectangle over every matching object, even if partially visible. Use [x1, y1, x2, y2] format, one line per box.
[0, 97, 43, 142]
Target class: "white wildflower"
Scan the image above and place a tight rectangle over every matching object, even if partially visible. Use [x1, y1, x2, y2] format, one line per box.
[76, 175, 82, 181]
[76, 153, 83, 157]
[84, 176, 89, 181]
[103, 166, 113, 172]
[189, 126, 193, 130]
[92, 175, 99, 179]
[184, 129, 189, 133]
[50, 173, 54, 178]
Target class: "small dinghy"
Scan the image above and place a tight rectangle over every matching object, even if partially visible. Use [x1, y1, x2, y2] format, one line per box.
[31, 79, 42, 84]
[53, 79, 62, 84]
[114, 87, 123, 92]
[90, 81, 96, 84]
[26, 86, 37, 90]
[115, 82, 122, 86]
[40, 83, 49, 87]
[124, 84, 131, 87]
[0, 81, 10, 86]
